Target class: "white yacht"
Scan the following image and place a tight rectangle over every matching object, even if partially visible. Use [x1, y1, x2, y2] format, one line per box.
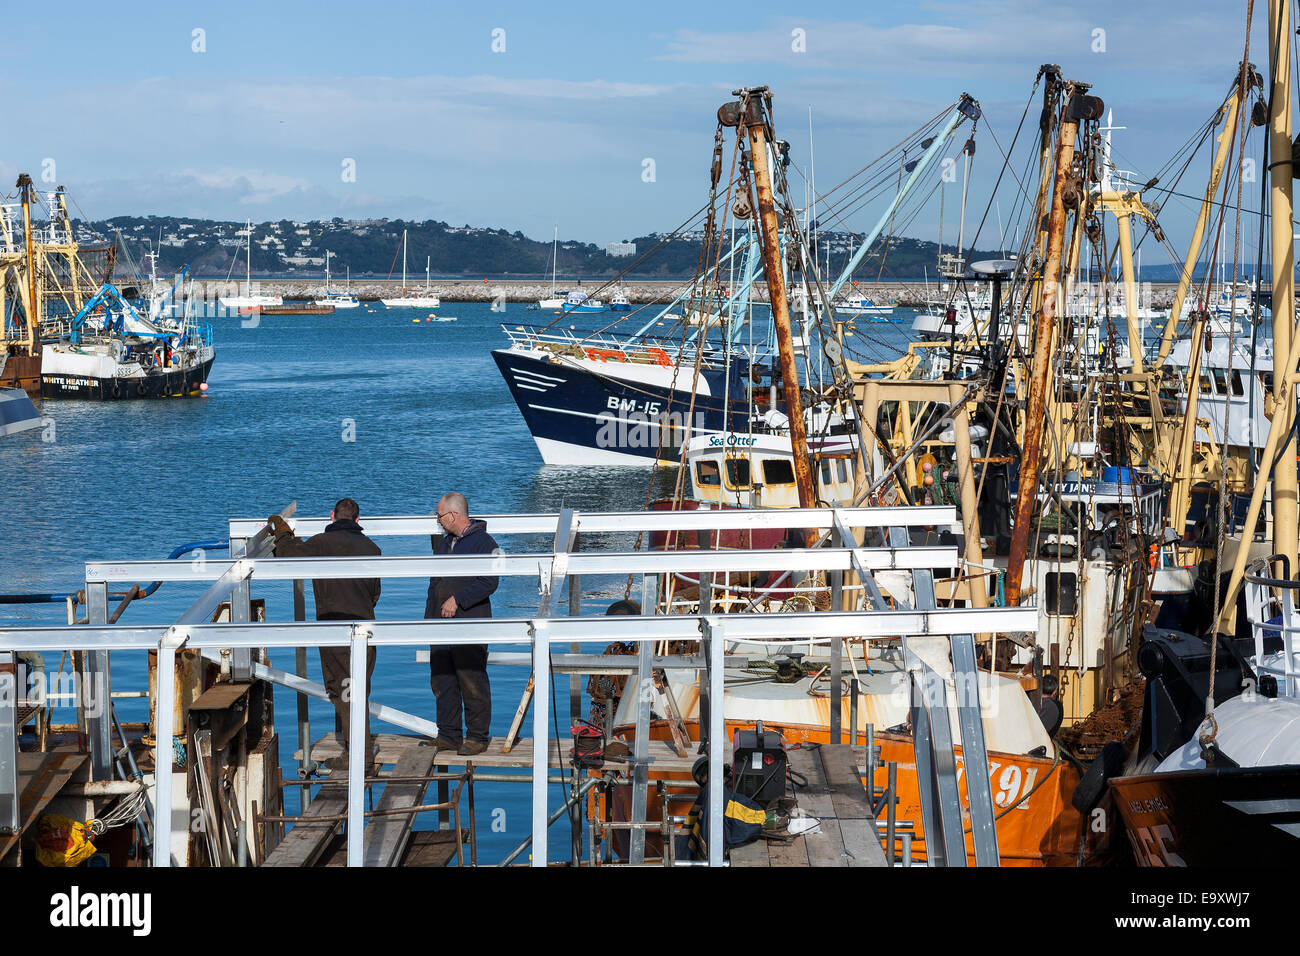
[313, 254, 360, 309]
[381, 230, 441, 307]
[219, 220, 283, 309]
[538, 225, 565, 309]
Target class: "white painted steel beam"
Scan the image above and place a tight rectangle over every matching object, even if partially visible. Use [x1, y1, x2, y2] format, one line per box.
[530, 620, 550, 868]
[0, 607, 1039, 653]
[84, 546, 960, 584]
[227, 506, 958, 540]
[153, 625, 188, 868]
[347, 625, 369, 867]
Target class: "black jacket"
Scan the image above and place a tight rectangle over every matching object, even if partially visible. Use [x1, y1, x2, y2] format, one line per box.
[273, 518, 381, 620]
[424, 519, 499, 619]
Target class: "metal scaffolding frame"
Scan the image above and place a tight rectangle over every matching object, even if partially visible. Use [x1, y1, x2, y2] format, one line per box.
[0, 505, 1036, 868]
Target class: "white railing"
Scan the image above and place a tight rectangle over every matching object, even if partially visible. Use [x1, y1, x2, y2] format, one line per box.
[1243, 555, 1300, 699]
[0, 505, 1038, 869]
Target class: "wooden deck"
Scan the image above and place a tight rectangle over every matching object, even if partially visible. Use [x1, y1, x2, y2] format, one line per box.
[273, 736, 884, 868]
[297, 731, 698, 775]
[271, 731, 698, 867]
[728, 744, 887, 868]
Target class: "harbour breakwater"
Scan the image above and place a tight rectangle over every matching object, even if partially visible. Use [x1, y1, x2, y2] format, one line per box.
[189, 278, 1194, 308]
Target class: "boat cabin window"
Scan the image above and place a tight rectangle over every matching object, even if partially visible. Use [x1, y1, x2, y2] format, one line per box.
[696, 460, 721, 487]
[724, 458, 752, 489]
[1261, 372, 1274, 393]
[1230, 370, 1244, 396]
[1199, 372, 1212, 394]
[820, 460, 832, 486]
[836, 459, 849, 483]
[1211, 370, 1228, 395]
[1045, 572, 1078, 617]
[761, 459, 796, 486]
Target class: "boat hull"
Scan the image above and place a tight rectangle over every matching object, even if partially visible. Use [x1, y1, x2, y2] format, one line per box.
[0, 353, 42, 396]
[380, 297, 441, 307]
[491, 347, 744, 466]
[1110, 765, 1300, 866]
[40, 355, 215, 400]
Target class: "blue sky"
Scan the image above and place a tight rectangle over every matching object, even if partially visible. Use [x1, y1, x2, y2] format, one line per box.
[0, 1, 1276, 260]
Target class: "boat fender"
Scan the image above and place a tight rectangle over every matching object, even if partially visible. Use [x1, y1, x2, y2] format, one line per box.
[1070, 740, 1128, 812]
[109, 381, 122, 399]
[136, 381, 148, 397]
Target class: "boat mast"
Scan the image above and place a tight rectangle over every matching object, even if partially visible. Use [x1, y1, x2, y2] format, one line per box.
[426, 256, 431, 293]
[551, 225, 558, 296]
[722, 87, 818, 519]
[1222, 11, 1300, 619]
[17, 174, 39, 354]
[1268, 0, 1297, 573]
[1005, 82, 1103, 608]
[1153, 81, 1245, 368]
[1166, 87, 1247, 533]
[402, 229, 407, 290]
[245, 218, 252, 297]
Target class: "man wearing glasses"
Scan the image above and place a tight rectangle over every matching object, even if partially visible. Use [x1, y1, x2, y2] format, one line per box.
[425, 492, 499, 756]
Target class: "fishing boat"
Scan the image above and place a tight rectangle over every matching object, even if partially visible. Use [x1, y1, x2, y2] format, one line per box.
[1106, 592, 1300, 866]
[380, 230, 441, 307]
[491, 323, 758, 465]
[609, 291, 631, 312]
[0, 180, 215, 400]
[218, 220, 283, 309]
[1104, 25, 1300, 866]
[40, 281, 215, 399]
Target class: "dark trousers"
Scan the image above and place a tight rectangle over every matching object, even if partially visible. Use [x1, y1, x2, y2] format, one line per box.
[429, 643, 491, 745]
[319, 645, 377, 760]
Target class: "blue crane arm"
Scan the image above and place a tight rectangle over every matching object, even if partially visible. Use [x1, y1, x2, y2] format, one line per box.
[68, 283, 149, 344]
[824, 94, 981, 304]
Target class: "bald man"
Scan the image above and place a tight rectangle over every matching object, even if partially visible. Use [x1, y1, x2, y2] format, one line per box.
[425, 492, 499, 756]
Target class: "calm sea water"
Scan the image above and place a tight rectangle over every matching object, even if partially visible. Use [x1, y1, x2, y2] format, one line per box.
[0, 300, 916, 862]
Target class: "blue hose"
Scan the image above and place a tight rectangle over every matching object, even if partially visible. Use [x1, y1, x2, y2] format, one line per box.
[0, 539, 231, 604]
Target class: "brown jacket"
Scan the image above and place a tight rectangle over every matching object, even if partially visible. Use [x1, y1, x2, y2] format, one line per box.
[273, 518, 381, 620]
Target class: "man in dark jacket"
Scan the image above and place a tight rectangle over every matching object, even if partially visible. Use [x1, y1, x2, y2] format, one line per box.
[268, 499, 381, 769]
[425, 491, 499, 756]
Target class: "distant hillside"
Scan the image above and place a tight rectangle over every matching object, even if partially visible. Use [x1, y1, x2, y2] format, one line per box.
[68, 215, 1005, 282]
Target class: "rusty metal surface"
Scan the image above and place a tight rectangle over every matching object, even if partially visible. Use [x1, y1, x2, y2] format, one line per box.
[188, 682, 251, 711]
[741, 94, 818, 529]
[1005, 93, 1081, 607]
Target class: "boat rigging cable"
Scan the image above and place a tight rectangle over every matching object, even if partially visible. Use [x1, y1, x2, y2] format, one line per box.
[625, 119, 745, 598]
[1205, 0, 1260, 754]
